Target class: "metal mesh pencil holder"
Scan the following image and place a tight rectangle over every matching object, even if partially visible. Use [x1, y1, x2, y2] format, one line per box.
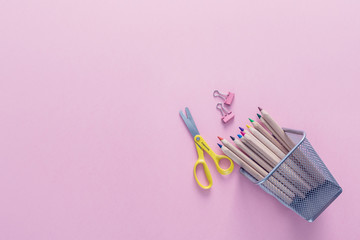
[240, 128, 342, 222]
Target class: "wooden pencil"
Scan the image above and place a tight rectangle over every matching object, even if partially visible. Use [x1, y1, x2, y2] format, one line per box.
[218, 143, 294, 204]
[242, 132, 312, 193]
[258, 107, 295, 150]
[258, 115, 291, 151]
[240, 129, 279, 159]
[231, 135, 273, 172]
[233, 135, 305, 198]
[246, 124, 286, 159]
[248, 124, 319, 188]
[242, 132, 280, 166]
[241, 137, 272, 165]
[258, 107, 325, 187]
[249, 118, 288, 154]
[218, 137, 268, 177]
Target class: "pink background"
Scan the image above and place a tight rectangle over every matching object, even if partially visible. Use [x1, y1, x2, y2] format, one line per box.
[0, 0, 359, 239]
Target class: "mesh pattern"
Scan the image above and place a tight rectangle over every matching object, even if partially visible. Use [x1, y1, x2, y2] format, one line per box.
[240, 129, 342, 222]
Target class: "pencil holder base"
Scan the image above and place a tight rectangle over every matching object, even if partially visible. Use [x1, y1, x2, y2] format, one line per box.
[240, 128, 342, 222]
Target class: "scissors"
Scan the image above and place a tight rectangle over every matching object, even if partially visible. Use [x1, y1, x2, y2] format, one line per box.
[180, 107, 234, 189]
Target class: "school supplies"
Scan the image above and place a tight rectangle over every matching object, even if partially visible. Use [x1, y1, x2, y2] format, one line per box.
[218, 136, 267, 177]
[249, 118, 287, 154]
[213, 90, 234, 105]
[246, 124, 285, 159]
[232, 108, 341, 221]
[216, 103, 235, 123]
[241, 131, 312, 192]
[232, 135, 306, 198]
[231, 135, 273, 172]
[180, 101, 342, 221]
[257, 108, 325, 188]
[258, 107, 295, 151]
[219, 136, 302, 200]
[217, 143, 294, 204]
[247, 123, 318, 189]
[180, 107, 234, 189]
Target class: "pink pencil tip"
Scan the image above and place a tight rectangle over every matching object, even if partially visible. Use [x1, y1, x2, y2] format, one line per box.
[217, 136, 223, 141]
[240, 132, 245, 136]
[258, 107, 263, 112]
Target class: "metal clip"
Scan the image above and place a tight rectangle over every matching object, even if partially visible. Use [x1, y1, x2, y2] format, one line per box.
[213, 90, 235, 105]
[216, 103, 235, 123]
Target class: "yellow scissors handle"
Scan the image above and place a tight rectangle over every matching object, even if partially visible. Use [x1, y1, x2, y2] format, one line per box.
[194, 135, 234, 175]
[193, 143, 213, 189]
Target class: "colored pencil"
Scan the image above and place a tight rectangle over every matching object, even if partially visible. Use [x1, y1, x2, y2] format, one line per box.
[247, 124, 319, 188]
[218, 136, 268, 177]
[246, 124, 285, 159]
[258, 107, 295, 150]
[258, 108, 325, 187]
[218, 144, 294, 204]
[242, 132, 280, 167]
[249, 118, 288, 154]
[231, 135, 272, 172]
[242, 132, 312, 193]
[233, 135, 305, 198]
[258, 114, 291, 151]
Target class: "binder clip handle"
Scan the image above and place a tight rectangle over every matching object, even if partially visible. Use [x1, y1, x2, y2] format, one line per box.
[213, 90, 234, 105]
[216, 103, 235, 123]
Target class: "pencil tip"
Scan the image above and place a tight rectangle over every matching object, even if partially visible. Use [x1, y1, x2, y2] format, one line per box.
[217, 143, 222, 148]
[237, 134, 242, 139]
[257, 113, 262, 119]
[230, 136, 235, 141]
[258, 107, 263, 112]
[249, 118, 254, 122]
[217, 136, 223, 141]
[241, 132, 245, 136]
[239, 126, 244, 131]
[246, 124, 251, 129]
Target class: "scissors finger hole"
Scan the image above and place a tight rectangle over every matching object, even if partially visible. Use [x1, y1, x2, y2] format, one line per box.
[218, 158, 231, 169]
[195, 164, 210, 187]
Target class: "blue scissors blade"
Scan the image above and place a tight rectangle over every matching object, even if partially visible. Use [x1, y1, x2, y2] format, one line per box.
[179, 107, 200, 138]
[185, 107, 200, 135]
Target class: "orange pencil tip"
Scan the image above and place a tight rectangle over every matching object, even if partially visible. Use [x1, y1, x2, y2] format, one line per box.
[217, 136, 223, 141]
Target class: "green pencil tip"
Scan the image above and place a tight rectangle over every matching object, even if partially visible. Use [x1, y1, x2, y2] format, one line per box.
[249, 118, 254, 122]
[257, 113, 262, 119]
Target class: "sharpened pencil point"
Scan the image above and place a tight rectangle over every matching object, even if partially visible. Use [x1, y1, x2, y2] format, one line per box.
[217, 143, 222, 148]
[237, 134, 242, 139]
[246, 124, 251, 129]
[217, 136, 223, 141]
[258, 107, 263, 112]
[230, 136, 235, 141]
[257, 113, 262, 119]
[249, 118, 254, 122]
[239, 126, 244, 131]
[241, 132, 245, 136]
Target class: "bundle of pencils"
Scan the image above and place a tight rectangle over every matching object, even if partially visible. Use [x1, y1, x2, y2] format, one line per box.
[217, 107, 325, 204]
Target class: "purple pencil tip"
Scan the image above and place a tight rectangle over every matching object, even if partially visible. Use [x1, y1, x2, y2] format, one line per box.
[258, 107, 263, 112]
[239, 126, 244, 132]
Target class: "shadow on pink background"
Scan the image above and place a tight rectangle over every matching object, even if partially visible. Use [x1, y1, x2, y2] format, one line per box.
[0, 0, 359, 239]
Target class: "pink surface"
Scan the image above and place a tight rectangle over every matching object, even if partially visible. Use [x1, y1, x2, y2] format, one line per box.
[0, 1, 359, 239]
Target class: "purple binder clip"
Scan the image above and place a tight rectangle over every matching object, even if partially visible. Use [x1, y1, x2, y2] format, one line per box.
[213, 90, 235, 105]
[216, 103, 235, 123]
